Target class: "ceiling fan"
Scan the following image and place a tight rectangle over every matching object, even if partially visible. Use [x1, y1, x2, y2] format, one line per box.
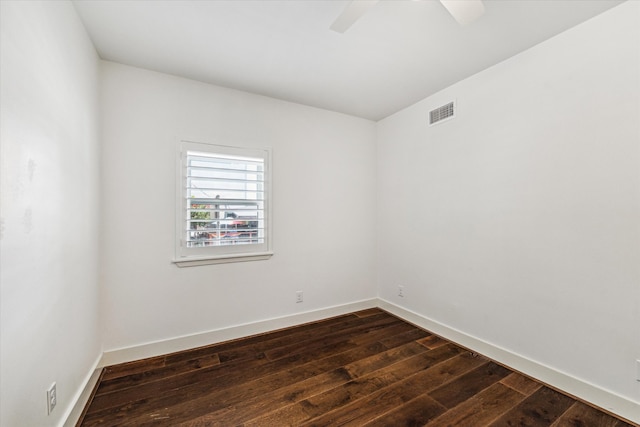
[330, 0, 485, 33]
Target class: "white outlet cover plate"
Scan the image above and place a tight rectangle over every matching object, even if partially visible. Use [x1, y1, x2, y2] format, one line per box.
[47, 383, 57, 414]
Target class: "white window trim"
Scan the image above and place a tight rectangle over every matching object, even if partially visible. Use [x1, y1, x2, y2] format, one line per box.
[173, 252, 273, 268]
[173, 139, 273, 267]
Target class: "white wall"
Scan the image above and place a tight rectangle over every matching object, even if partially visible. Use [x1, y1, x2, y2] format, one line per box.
[377, 0, 639, 409]
[0, 2, 102, 426]
[100, 62, 377, 352]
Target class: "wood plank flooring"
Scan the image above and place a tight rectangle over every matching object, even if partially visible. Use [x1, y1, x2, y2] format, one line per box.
[78, 309, 637, 426]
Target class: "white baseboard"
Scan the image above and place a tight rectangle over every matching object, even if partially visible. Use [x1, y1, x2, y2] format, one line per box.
[61, 353, 102, 427]
[100, 298, 378, 367]
[68, 298, 638, 426]
[378, 299, 640, 425]
[62, 299, 376, 425]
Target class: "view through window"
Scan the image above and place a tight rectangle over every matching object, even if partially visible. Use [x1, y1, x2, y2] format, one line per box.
[185, 151, 265, 248]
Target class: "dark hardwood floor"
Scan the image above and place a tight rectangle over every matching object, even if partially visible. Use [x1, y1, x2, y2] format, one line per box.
[78, 309, 636, 426]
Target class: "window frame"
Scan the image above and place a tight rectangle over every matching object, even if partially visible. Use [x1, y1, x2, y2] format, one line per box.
[173, 139, 273, 267]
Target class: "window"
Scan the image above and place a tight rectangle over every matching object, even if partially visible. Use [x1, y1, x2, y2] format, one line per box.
[175, 141, 272, 266]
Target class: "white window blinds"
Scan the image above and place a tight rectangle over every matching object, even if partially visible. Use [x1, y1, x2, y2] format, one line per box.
[176, 141, 271, 264]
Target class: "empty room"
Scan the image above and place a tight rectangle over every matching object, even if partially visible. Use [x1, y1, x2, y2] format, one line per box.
[1, 0, 638, 426]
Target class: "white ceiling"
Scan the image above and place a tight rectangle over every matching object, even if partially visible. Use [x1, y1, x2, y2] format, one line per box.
[73, 0, 625, 121]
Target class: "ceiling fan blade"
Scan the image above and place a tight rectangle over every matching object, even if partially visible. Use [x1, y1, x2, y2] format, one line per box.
[330, 0, 379, 33]
[440, 0, 485, 25]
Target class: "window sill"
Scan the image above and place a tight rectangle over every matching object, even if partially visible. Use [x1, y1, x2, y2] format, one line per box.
[173, 252, 273, 267]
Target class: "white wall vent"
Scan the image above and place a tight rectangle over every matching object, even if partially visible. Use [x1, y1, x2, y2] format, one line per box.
[429, 101, 455, 126]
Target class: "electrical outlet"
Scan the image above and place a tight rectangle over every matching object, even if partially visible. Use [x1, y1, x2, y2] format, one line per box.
[636, 359, 640, 382]
[296, 291, 303, 303]
[398, 285, 404, 297]
[47, 382, 57, 414]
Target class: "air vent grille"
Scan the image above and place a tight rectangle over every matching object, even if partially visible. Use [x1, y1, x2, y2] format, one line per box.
[429, 101, 455, 125]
